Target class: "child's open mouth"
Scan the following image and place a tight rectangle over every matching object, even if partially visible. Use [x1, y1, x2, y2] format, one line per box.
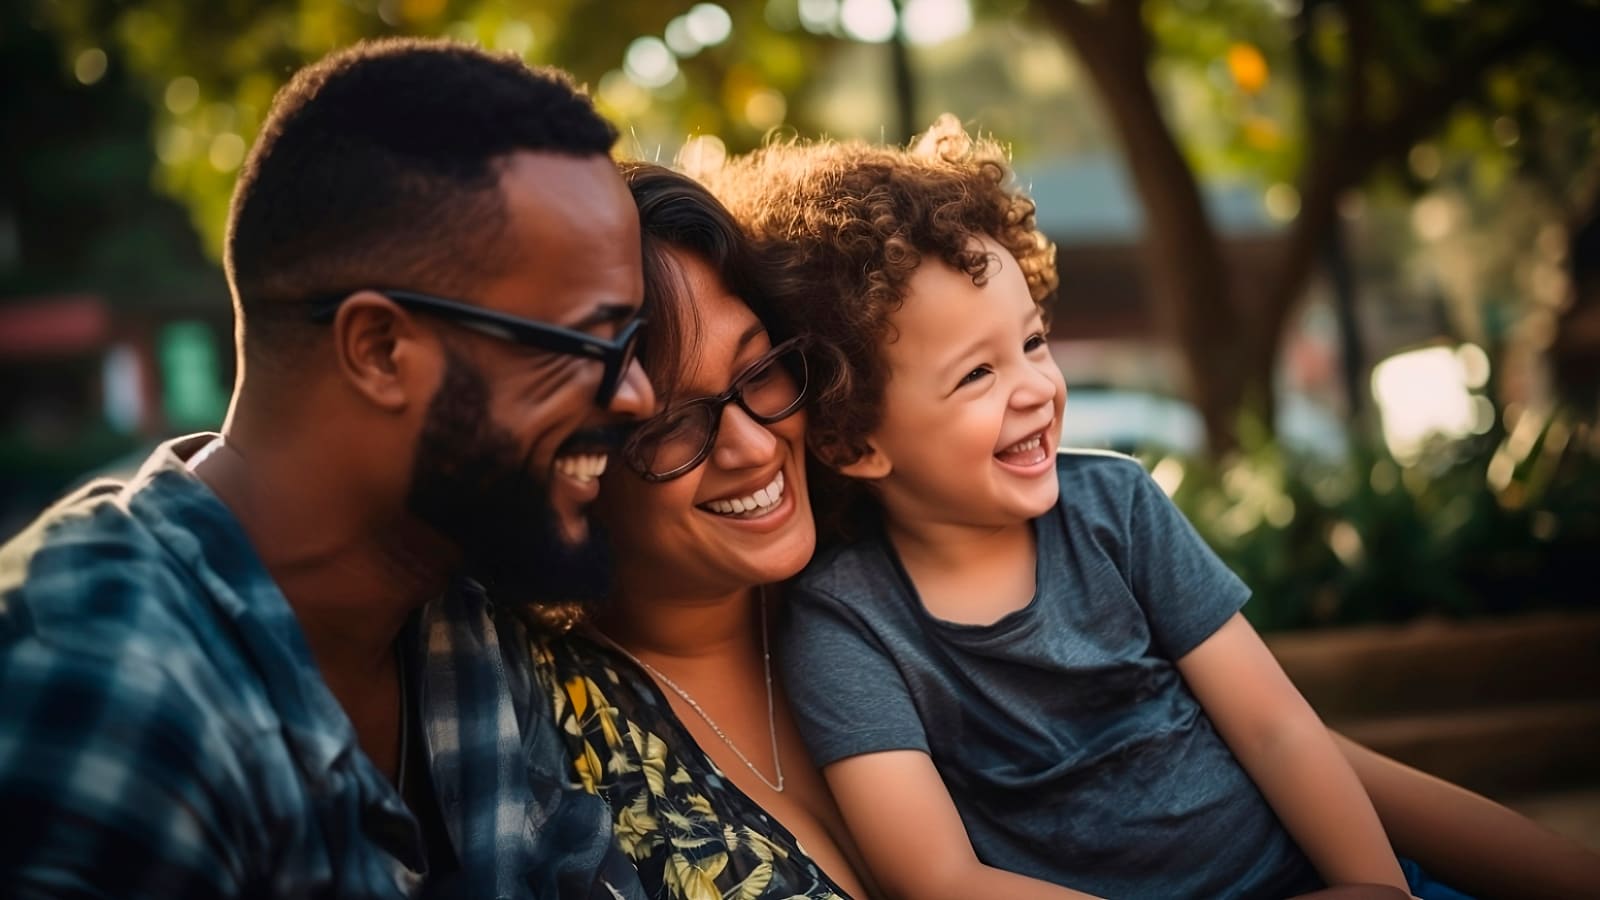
[994, 429, 1049, 468]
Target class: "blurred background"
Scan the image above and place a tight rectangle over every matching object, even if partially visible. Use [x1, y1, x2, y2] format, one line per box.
[8, 0, 1599, 627]
[3, 0, 1599, 846]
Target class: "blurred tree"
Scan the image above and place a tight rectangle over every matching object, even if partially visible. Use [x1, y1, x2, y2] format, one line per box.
[1029, 0, 1600, 453]
[35, 0, 1600, 457]
[1, 1, 219, 306]
[32, 0, 845, 253]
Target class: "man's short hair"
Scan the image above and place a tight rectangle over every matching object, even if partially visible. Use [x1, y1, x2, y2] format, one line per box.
[224, 37, 617, 362]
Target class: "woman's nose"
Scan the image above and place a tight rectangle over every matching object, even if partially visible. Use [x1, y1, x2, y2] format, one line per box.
[607, 357, 658, 419]
[710, 403, 778, 470]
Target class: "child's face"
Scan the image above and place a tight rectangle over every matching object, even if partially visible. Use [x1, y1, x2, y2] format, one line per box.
[855, 236, 1065, 529]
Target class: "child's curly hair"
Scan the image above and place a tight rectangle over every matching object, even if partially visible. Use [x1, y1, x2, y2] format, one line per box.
[705, 116, 1058, 538]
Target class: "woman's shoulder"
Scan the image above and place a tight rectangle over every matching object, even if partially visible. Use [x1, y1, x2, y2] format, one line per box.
[528, 630, 653, 723]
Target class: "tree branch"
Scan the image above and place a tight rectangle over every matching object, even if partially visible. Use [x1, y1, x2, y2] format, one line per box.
[1341, 0, 1371, 139]
[1354, 4, 1595, 179]
[1036, 0, 1103, 42]
[1256, 1, 1597, 382]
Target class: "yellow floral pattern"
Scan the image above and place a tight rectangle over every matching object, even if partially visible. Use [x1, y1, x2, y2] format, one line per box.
[532, 635, 850, 900]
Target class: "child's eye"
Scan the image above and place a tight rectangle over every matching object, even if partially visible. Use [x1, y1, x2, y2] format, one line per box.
[1024, 333, 1048, 353]
[957, 365, 992, 388]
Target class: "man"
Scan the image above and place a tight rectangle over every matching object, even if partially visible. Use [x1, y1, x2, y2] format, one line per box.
[0, 39, 652, 898]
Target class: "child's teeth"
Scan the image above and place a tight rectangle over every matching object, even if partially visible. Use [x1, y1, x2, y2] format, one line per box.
[1002, 435, 1042, 454]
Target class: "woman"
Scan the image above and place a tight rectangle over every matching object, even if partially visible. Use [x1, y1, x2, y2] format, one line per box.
[527, 161, 1598, 900]
[530, 161, 871, 899]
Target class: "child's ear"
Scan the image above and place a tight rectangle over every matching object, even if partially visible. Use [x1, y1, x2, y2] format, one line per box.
[837, 440, 892, 481]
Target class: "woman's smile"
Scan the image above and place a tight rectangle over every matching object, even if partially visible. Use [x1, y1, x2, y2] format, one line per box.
[699, 468, 785, 518]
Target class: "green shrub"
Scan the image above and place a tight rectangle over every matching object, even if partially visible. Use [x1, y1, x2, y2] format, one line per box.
[1154, 411, 1600, 631]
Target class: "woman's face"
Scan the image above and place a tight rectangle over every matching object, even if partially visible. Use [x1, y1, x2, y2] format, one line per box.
[595, 249, 815, 601]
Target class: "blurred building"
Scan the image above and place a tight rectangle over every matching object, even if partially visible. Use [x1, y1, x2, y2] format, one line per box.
[0, 293, 231, 538]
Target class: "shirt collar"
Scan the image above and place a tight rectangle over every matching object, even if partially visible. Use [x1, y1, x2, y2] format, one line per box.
[125, 433, 359, 777]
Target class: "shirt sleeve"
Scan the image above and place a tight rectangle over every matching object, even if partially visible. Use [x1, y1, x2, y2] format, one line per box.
[0, 635, 248, 899]
[777, 582, 929, 768]
[1121, 464, 1252, 660]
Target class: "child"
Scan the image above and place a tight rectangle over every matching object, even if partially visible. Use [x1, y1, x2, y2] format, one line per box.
[707, 118, 1418, 900]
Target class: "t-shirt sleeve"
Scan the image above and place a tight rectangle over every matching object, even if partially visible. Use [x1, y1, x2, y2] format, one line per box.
[777, 583, 929, 767]
[1122, 464, 1251, 660]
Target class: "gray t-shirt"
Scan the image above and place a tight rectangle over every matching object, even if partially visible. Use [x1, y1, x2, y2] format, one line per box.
[779, 450, 1319, 899]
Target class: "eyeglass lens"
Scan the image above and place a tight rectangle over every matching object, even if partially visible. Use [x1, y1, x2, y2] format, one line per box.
[626, 342, 807, 479]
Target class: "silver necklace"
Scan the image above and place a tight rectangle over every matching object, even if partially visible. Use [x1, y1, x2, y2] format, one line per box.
[598, 592, 785, 793]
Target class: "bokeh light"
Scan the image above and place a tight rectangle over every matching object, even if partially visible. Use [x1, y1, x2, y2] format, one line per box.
[1264, 183, 1301, 221]
[839, 0, 896, 43]
[677, 134, 728, 179]
[625, 36, 679, 89]
[902, 0, 972, 46]
[164, 76, 200, 114]
[208, 133, 247, 172]
[1372, 345, 1486, 464]
[74, 48, 108, 85]
[744, 88, 787, 129]
[686, 4, 734, 47]
[799, 0, 841, 34]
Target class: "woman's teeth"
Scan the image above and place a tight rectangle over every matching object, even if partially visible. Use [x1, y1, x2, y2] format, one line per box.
[703, 470, 785, 518]
[554, 453, 608, 483]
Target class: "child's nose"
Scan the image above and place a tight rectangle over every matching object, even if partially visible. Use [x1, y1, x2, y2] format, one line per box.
[1011, 364, 1059, 410]
[710, 404, 779, 471]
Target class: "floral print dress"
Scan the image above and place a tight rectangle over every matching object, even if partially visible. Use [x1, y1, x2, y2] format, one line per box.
[531, 634, 852, 900]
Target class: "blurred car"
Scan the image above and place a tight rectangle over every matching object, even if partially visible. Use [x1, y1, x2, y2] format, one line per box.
[1058, 385, 1346, 459]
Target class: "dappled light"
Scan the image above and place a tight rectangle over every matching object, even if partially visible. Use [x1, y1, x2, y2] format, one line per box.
[6, 0, 1598, 629]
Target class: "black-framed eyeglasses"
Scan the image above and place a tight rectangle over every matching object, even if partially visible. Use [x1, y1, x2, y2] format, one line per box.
[310, 289, 646, 407]
[622, 336, 811, 482]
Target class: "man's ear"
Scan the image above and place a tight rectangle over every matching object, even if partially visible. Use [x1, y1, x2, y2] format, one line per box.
[330, 291, 432, 414]
[836, 438, 892, 481]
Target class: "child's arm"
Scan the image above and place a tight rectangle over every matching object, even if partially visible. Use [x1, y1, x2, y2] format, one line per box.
[1334, 731, 1600, 899]
[1177, 613, 1409, 891]
[824, 749, 1102, 900]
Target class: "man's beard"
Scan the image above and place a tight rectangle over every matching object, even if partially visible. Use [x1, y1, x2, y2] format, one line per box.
[406, 351, 612, 606]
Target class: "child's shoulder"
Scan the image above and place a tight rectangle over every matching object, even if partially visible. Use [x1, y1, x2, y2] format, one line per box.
[790, 529, 896, 601]
[1046, 449, 1169, 538]
[1053, 447, 1150, 493]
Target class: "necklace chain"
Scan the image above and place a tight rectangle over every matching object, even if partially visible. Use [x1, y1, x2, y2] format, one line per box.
[598, 592, 785, 793]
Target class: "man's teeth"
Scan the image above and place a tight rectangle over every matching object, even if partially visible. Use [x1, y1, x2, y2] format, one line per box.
[704, 471, 785, 517]
[1000, 434, 1043, 455]
[555, 453, 608, 483]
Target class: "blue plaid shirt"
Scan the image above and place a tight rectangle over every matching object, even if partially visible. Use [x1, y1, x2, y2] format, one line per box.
[419, 568, 648, 900]
[0, 435, 613, 898]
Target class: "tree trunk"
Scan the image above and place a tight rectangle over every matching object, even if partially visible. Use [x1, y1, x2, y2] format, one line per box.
[888, 0, 918, 144]
[1035, 0, 1267, 454]
[1031, 0, 1586, 457]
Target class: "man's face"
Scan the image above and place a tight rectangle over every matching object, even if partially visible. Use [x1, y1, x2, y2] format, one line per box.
[407, 349, 612, 603]
[406, 152, 650, 599]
